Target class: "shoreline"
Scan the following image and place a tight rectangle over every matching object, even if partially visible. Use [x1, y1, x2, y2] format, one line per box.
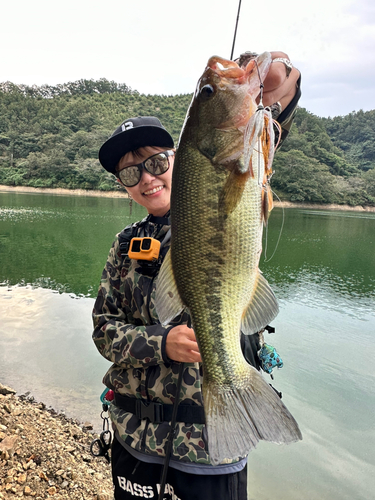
[0, 184, 129, 199]
[1, 184, 375, 212]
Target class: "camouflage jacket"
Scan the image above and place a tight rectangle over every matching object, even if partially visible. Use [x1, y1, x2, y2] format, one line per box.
[92, 213, 259, 466]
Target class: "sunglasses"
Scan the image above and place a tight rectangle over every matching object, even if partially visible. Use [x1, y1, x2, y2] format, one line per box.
[117, 150, 174, 187]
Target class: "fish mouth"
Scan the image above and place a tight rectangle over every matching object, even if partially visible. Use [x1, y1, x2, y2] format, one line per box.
[143, 185, 164, 196]
[207, 56, 255, 79]
[198, 58, 256, 130]
[203, 53, 271, 92]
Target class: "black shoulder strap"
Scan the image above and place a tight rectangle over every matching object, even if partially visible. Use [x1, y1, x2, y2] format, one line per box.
[117, 216, 171, 275]
[118, 223, 138, 257]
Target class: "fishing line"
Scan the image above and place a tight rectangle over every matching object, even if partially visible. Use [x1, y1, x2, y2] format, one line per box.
[263, 189, 285, 263]
[253, 59, 265, 106]
[230, 0, 242, 59]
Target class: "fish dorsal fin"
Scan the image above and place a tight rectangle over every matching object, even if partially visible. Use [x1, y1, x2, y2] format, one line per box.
[241, 270, 279, 335]
[155, 250, 185, 326]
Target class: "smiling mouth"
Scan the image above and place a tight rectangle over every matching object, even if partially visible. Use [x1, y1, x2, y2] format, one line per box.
[143, 186, 164, 196]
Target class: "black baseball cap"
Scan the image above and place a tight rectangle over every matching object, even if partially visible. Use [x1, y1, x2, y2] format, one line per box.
[99, 116, 174, 174]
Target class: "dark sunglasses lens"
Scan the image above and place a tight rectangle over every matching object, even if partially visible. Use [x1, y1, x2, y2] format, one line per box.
[118, 152, 171, 187]
[145, 153, 170, 175]
[119, 166, 141, 187]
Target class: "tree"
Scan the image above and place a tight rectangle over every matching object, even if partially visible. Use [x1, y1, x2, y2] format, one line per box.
[0, 79, 374, 205]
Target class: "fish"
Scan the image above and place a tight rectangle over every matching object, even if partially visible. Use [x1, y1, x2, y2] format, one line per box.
[155, 52, 302, 465]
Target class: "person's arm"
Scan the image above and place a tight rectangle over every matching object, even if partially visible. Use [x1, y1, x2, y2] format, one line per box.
[92, 238, 175, 368]
[261, 51, 300, 111]
[235, 50, 301, 147]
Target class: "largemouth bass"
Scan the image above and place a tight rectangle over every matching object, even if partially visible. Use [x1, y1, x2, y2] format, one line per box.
[156, 52, 302, 465]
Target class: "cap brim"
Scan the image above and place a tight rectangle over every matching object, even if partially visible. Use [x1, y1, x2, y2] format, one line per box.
[99, 126, 174, 174]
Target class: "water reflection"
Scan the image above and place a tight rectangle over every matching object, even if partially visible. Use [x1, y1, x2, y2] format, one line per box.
[0, 192, 147, 296]
[0, 285, 108, 429]
[269, 264, 375, 319]
[261, 208, 375, 313]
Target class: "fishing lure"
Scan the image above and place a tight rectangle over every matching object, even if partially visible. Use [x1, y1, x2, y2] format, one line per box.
[258, 342, 284, 375]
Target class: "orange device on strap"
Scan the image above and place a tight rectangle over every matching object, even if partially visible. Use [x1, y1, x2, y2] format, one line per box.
[128, 237, 161, 261]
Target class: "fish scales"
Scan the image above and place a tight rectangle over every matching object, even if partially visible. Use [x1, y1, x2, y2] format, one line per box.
[156, 52, 302, 465]
[173, 152, 260, 383]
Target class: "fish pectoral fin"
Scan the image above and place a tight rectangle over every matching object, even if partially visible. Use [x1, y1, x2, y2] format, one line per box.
[211, 132, 244, 164]
[155, 250, 185, 325]
[219, 166, 250, 215]
[241, 271, 279, 334]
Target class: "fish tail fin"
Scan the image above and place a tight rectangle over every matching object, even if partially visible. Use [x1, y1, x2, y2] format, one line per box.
[203, 368, 302, 465]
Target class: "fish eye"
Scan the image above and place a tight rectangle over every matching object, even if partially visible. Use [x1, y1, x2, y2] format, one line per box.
[199, 84, 215, 101]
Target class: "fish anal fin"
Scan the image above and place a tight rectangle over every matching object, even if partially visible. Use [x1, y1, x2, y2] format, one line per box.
[155, 250, 185, 325]
[241, 270, 279, 335]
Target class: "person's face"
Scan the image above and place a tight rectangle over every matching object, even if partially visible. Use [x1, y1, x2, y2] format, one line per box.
[117, 146, 174, 217]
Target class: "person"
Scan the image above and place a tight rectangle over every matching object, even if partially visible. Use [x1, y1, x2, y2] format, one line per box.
[92, 51, 301, 500]
[235, 50, 301, 148]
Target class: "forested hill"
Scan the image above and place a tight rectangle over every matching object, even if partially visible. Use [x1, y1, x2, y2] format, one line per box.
[0, 79, 374, 206]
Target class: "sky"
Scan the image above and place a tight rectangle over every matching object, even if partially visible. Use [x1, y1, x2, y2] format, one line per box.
[1, 0, 374, 118]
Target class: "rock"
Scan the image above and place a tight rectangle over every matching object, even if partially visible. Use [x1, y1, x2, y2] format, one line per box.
[0, 435, 18, 455]
[24, 485, 32, 496]
[17, 472, 27, 484]
[0, 390, 113, 499]
[39, 471, 49, 481]
[97, 493, 112, 500]
[0, 384, 16, 395]
[4, 403, 14, 414]
[82, 453, 92, 462]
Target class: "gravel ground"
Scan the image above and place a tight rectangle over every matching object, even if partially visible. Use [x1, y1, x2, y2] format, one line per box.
[0, 384, 113, 499]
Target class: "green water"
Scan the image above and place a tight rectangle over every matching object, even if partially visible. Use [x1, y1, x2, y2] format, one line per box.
[0, 192, 147, 295]
[1, 191, 374, 500]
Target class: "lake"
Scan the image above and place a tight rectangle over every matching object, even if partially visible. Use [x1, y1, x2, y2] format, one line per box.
[0, 190, 374, 500]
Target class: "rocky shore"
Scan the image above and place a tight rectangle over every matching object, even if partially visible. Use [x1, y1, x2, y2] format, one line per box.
[0, 384, 113, 500]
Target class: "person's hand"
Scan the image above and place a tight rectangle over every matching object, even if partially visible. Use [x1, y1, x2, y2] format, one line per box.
[261, 51, 300, 110]
[166, 325, 202, 363]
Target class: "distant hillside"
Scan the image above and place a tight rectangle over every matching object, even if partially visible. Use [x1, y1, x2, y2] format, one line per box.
[0, 79, 374, 206]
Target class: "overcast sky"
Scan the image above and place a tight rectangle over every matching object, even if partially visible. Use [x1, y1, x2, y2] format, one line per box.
[1, 0, 374, 118]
